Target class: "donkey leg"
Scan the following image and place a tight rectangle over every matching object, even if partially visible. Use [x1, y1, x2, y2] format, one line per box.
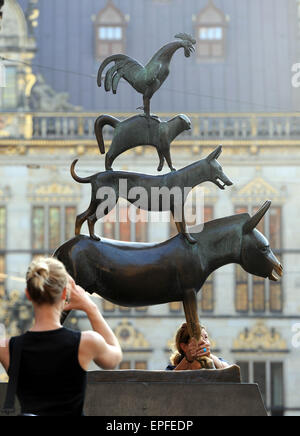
[182, 289, 215, 370]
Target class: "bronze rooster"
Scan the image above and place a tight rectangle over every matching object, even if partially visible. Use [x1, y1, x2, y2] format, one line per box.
[97, 33, 196, 117]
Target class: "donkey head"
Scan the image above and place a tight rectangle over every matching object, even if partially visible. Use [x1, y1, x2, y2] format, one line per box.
[240, 201, 283, 282]
[206, 146, 234, 190]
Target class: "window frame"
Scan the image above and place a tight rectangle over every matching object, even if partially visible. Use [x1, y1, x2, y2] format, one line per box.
[236, 359, 285, 415]
[0, 65, 18, 110]
[195, 2, 227, 61]
[94, 2, 127, 59]
[31, 204, 77, 257]
[98, 25, 123, 41]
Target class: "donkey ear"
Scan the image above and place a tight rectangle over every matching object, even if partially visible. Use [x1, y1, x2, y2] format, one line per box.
[206, 145, 222, 162]
[243, 200, 272, 233]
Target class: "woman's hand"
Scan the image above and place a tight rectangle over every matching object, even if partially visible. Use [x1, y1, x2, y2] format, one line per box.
[186, 337, 211, 361]
[64, 275, 97, 313]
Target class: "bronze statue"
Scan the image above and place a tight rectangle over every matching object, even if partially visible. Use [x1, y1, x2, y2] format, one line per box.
[55, 31, 284, 372]
[71, 146, 233, 244]
[94, 114, 192, 172]
[55, 201, 283, 368]
[97, 33, 196, 117]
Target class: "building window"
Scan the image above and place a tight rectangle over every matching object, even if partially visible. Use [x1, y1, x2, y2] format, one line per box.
[94, 1, 127, 59]
[235, 206, 283, 314]
[0, 66, 17, 109]
[99, 26, 123, 40]
[236, 360, 284, 416]
[119, 360, 148, 370]
[0, 206, 6, 297]
[199, 27, 223, 40]
[169, 302, 182, 313]
[32, 205, 77, 256]
[195, 0, 227, 60]
[201, 276, 214, 312]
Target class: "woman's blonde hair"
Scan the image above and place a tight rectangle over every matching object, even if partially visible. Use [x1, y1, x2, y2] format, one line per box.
[26, 257, 68, 305]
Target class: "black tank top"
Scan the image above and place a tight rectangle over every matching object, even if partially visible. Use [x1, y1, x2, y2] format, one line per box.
[9, 327, 87, 416]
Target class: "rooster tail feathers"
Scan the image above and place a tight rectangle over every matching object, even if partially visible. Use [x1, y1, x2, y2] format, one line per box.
[104, 64, 118, 92]
[97, 54, 128, 87]
[112, 73, 123, 94]
[104, 62, 126, 92]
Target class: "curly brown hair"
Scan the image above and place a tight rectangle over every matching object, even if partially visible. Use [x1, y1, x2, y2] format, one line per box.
[170, 323, 208, 366]
[170, 323, 191, 366]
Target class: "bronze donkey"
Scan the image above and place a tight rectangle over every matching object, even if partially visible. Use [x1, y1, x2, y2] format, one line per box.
[71, 146, 233, 244]
[55, 201, 283, 368]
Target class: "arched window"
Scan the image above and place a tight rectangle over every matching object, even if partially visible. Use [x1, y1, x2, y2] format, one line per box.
[94, 0, 127, 60]
[195, 0, 227, 60]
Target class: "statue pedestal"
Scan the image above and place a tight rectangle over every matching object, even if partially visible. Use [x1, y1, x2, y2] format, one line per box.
[84, 367, 268, 417]
[0, 366, 267, 416]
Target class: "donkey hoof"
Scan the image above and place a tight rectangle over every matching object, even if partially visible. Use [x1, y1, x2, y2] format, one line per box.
[170, 167, 177, 172]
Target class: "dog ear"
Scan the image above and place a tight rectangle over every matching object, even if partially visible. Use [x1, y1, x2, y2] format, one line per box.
[206, 145, 222, 162]
[243, 200, 272, 234]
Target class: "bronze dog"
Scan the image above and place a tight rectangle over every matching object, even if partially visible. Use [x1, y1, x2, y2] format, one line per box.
[71, 146, 233, 244]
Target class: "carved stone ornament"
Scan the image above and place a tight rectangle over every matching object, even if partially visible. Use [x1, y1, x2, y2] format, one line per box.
[27, 181, 81, 203]
[233, 321, 287, 352]
[114, 319, 150, 350]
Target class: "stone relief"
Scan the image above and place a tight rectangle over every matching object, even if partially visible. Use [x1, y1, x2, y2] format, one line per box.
[29, 74, 81, 112]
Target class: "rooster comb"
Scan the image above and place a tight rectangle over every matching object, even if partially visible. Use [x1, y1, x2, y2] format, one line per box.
[174, 33, 196, 45]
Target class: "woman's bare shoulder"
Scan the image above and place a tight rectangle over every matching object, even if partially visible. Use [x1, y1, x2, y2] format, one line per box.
[0, 338, 11, 372]
[80, 330, 105, 348]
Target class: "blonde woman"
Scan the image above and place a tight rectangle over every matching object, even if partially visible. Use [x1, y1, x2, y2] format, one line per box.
[0, 257, 122, 416]
[166, 323, 229, 371]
